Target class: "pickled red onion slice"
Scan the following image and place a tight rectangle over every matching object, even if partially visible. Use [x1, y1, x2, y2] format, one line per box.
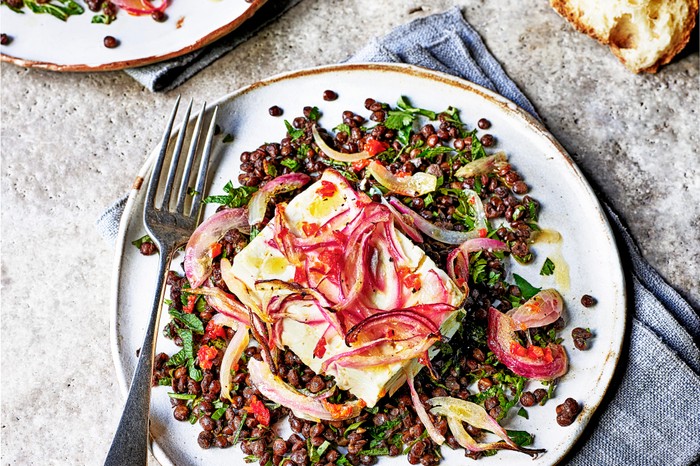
[312, 125, 373, 162]
[507, 289, 564, 330]
[487, 307, 568, 380]
[184, 207, 249, 288]
[247, 358, 365, 422]
[248, 173, 311, 225]
[367, 160, 437, 197]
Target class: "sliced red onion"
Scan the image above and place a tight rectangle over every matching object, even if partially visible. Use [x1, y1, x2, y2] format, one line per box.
[272, 204, 304, 267]
[247, 358, 365, 421]
[220, 326, 250, 401]
[254, 279, 332, 307]
[429, 396, 545, 457]
[112, 0, 167, 14]
[446, 238, 508, 288]
[312, 126, 373, 162]
[380, 196, 423, 243]
[220, 258, 262, 313]
[345, 309, 439, 345]
[210, 312, 240, 328]
[406, 366, 445, 445]
[187, 286, 250, 327]
[184, 207, 249, 288]
[367, 161, 437, 197]
[248, 173, 311, 226]
[507, 289, 564, 330]
[487, 307, 568, 380]
[453, 152, 508, 179]
[323, 335, 440, 372]
[388, 198, 483, 245]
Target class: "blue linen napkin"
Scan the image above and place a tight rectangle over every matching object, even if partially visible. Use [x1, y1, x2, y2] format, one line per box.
[100, 6, 700, 465]
[125, 0, 303, 92]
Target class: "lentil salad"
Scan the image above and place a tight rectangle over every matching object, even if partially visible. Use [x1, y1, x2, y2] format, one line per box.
[139, 93, 592, 466]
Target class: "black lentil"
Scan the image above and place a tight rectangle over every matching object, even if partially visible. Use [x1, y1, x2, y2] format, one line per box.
[581, 294, 597, 307]
[103, 36, 119, 48]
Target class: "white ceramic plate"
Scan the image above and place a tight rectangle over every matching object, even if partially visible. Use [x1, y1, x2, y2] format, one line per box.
[0, 0, 266, 71]
[111, 63, 626, 466]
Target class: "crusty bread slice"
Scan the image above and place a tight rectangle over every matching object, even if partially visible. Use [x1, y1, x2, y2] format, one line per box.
[550, 0, 698, 73]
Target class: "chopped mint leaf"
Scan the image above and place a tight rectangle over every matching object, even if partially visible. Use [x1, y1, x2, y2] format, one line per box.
[507, 430, 534, 447]
[513, 274, 541, 300]
[517, 407, 529, 419]
[168, 308, 204, 334]
[540, 257, 556, 276]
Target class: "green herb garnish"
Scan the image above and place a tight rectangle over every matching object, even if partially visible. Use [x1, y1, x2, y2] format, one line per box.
[168, 308, 204, 334]
[280, 158, 300, 171]
[285, 120, 305, 140]
[203, 181, 257, 208]
[513, 273, 541, 300]
[540, 257, 556, 276]
[131, 234, 154, 249]
[24, 0, 83, 21]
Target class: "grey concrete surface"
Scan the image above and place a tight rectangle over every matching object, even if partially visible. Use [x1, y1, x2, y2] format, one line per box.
[1, 0, 698, 464]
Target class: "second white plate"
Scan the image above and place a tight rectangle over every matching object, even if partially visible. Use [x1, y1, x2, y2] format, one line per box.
[0, 0, 266, 71]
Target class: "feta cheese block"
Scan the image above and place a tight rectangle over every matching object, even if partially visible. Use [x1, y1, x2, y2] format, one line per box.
[228, 169, 464, 407]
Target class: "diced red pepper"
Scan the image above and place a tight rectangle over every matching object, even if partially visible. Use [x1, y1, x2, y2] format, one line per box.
[247, 395, 271, 427]
[204, 320, 227, 341]
[351, 159, 371, 172]
[397, 266, 422, 291]
[301, 222, 321, 237]
[197, 345, 218, 370]
[316, 180, 337, 198]
[510, 341, 554, 364]
[313, 336, 327, 359]
[478, 228, 488, 238]
[364, 139, 389, 156]
[510, 341, 529, 358]
[183, 294, 197, 314]
[294, 266, 306, 284]
[209, 242, 222, 259]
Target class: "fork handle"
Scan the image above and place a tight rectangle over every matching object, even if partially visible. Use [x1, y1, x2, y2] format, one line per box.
[105, 245, 172, 466]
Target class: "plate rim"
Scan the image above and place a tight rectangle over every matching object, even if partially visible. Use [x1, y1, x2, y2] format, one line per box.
[0, 0, 267, 72]
[109, 62, 627, 466]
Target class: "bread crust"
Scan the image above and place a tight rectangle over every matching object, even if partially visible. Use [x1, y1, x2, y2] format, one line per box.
[550, 0, 699, 73]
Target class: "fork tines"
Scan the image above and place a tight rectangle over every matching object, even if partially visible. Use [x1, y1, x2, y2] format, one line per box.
[146, 97, 219, 221]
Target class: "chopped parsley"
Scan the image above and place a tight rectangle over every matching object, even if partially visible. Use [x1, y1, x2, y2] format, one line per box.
[280, 158, 300, 171]
[308, 106, 321, 121]
[333, 123, 351, 135]
[91, 13, 115, 24]
[285, 120, 305, 140]
[384, 96, 437, 146]
[203, 181, 257, 208]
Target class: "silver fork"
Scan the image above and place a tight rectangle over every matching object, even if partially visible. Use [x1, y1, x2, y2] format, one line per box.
[105, 98, 219, 466]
